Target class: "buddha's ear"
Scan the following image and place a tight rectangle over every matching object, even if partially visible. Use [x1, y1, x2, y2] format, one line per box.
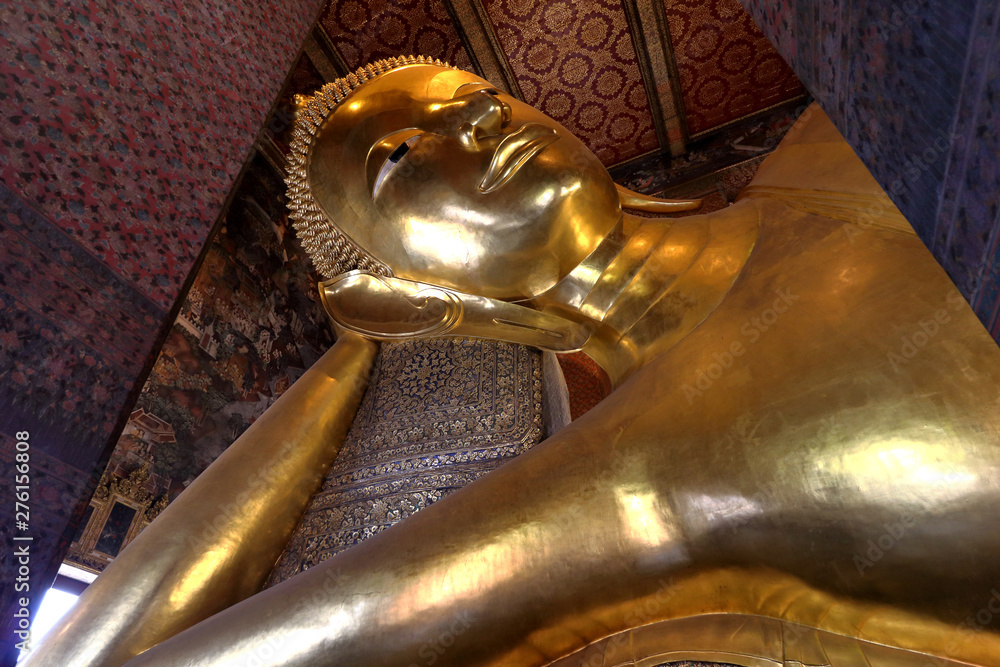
[616, 184, 702, 213]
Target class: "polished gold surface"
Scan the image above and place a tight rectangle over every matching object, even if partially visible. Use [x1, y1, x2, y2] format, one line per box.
[320, 272, 591, 352]
[22, 333, 377, 667]
[546, 205, 760, 384]
[63, 58, 1000, 667]
[547, 613, 983, 667]
[294, 61, 762, 385]
[294, 58, 622, 301]
[615, 183, 702, 213]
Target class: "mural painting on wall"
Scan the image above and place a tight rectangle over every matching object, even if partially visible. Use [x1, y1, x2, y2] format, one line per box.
[66, 153, 334, 571]
[130, 154, 334, 497]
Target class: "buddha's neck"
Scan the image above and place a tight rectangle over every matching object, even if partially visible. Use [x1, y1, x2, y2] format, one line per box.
[534, 207, 759, 384]
[534, 212, 711, 325]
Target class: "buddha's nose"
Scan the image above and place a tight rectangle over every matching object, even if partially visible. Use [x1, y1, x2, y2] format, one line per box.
[442, 90, 511, 148]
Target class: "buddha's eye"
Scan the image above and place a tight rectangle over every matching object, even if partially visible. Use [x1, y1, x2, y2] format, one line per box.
[453, 82, 503, 99]
[388, 140, 411, 163]
[372, 133, 422, 195]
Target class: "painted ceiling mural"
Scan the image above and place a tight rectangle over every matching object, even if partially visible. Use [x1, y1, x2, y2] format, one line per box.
[113, 154, 333, 500]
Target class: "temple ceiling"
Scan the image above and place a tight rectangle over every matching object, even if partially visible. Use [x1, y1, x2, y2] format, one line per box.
[263, 0, 806, 177]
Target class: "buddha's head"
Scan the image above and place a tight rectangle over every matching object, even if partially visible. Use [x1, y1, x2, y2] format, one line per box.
[288, 56, 621, 300]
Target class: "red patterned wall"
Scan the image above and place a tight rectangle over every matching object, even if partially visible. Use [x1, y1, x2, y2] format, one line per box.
[320, 0, 474, 71]
[482, 0, 660, 165]
[557, 352, 613, 420]
[0, 0, 322, 659]
[664, 0, 804, 135]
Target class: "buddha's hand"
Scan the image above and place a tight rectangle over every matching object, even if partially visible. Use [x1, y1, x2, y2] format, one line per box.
[320, 272, 591, 351]
[320, 272, 460, 337]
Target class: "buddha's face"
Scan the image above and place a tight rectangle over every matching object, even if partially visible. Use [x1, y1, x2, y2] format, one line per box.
[308, 64, 621, 300]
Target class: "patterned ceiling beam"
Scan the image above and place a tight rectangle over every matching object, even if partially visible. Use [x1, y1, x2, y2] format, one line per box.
[442, 0, 524, 99]
[255, 131, 288, 176]
[620, 0, 688, 156]
[309, 24, 350, 78]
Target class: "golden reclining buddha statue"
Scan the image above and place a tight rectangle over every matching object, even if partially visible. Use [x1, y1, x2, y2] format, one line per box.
[26, 56, 1000, 667]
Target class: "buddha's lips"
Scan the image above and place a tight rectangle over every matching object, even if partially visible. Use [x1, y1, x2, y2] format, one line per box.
[479, 124, 559, 194]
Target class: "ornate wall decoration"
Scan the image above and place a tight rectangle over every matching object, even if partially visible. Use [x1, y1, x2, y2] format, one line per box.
[98, 154, 334, 502]
[663, 0, 805, 136]
[556, 352, 612, 421]
[320, 0, 474, 72]
[481, 0, 660, 165]
[0, 1, 322, 653]
[266, 338, 543, 586]
[63, 464, 167, 574]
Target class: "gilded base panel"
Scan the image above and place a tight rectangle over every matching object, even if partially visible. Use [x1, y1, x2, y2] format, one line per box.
[550, 614, 980, 667]
[266, 338, 543, 586]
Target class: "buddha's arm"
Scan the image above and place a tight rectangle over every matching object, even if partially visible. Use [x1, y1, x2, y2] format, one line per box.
[121, 384, 1000, 667]
[22, 333, 377, 667]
